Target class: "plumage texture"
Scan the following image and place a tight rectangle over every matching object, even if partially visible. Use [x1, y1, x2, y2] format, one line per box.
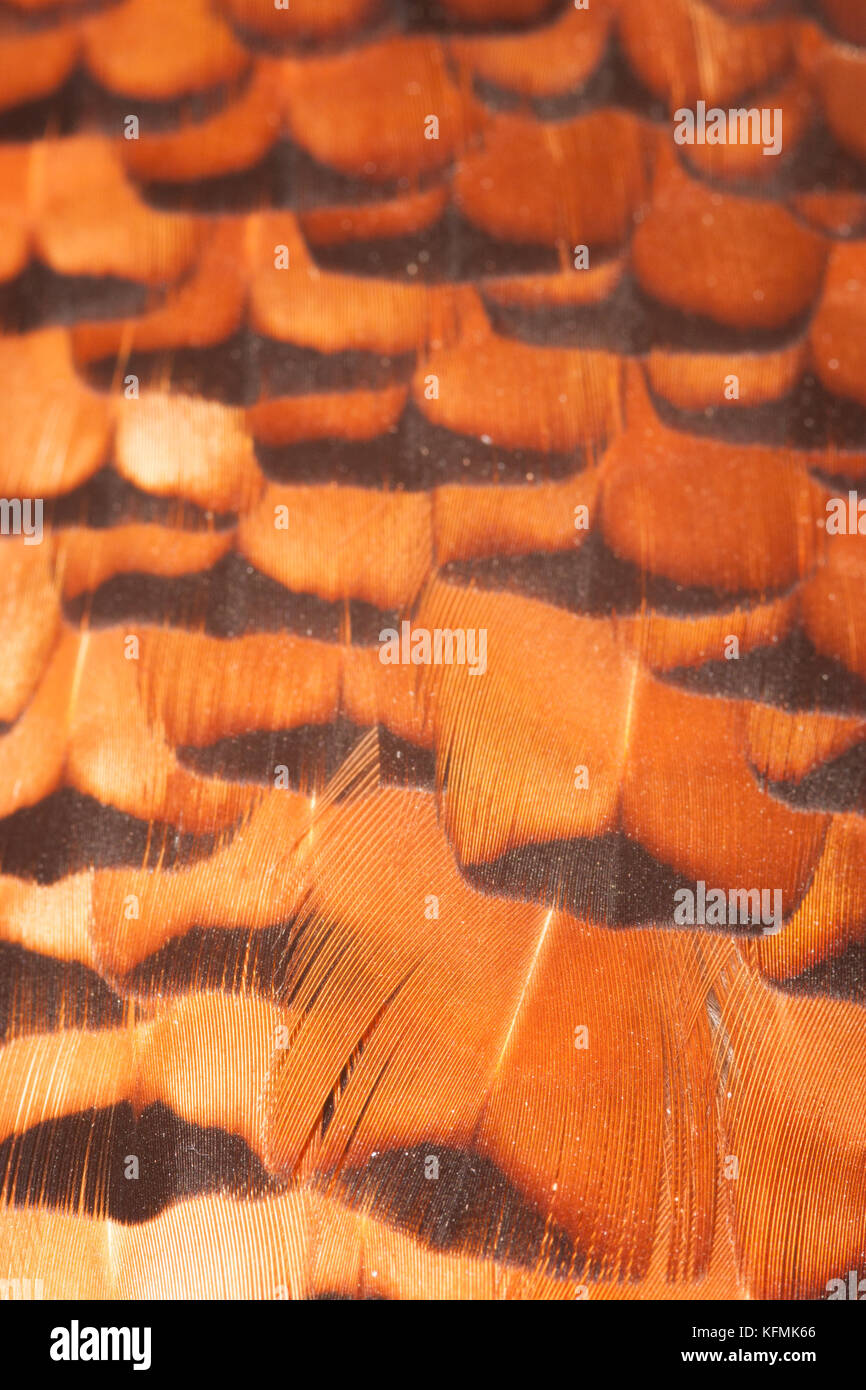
[0, 0, 865, 1301]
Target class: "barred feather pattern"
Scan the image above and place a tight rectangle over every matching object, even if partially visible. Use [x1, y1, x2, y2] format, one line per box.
[0, 0, 865, 1302]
